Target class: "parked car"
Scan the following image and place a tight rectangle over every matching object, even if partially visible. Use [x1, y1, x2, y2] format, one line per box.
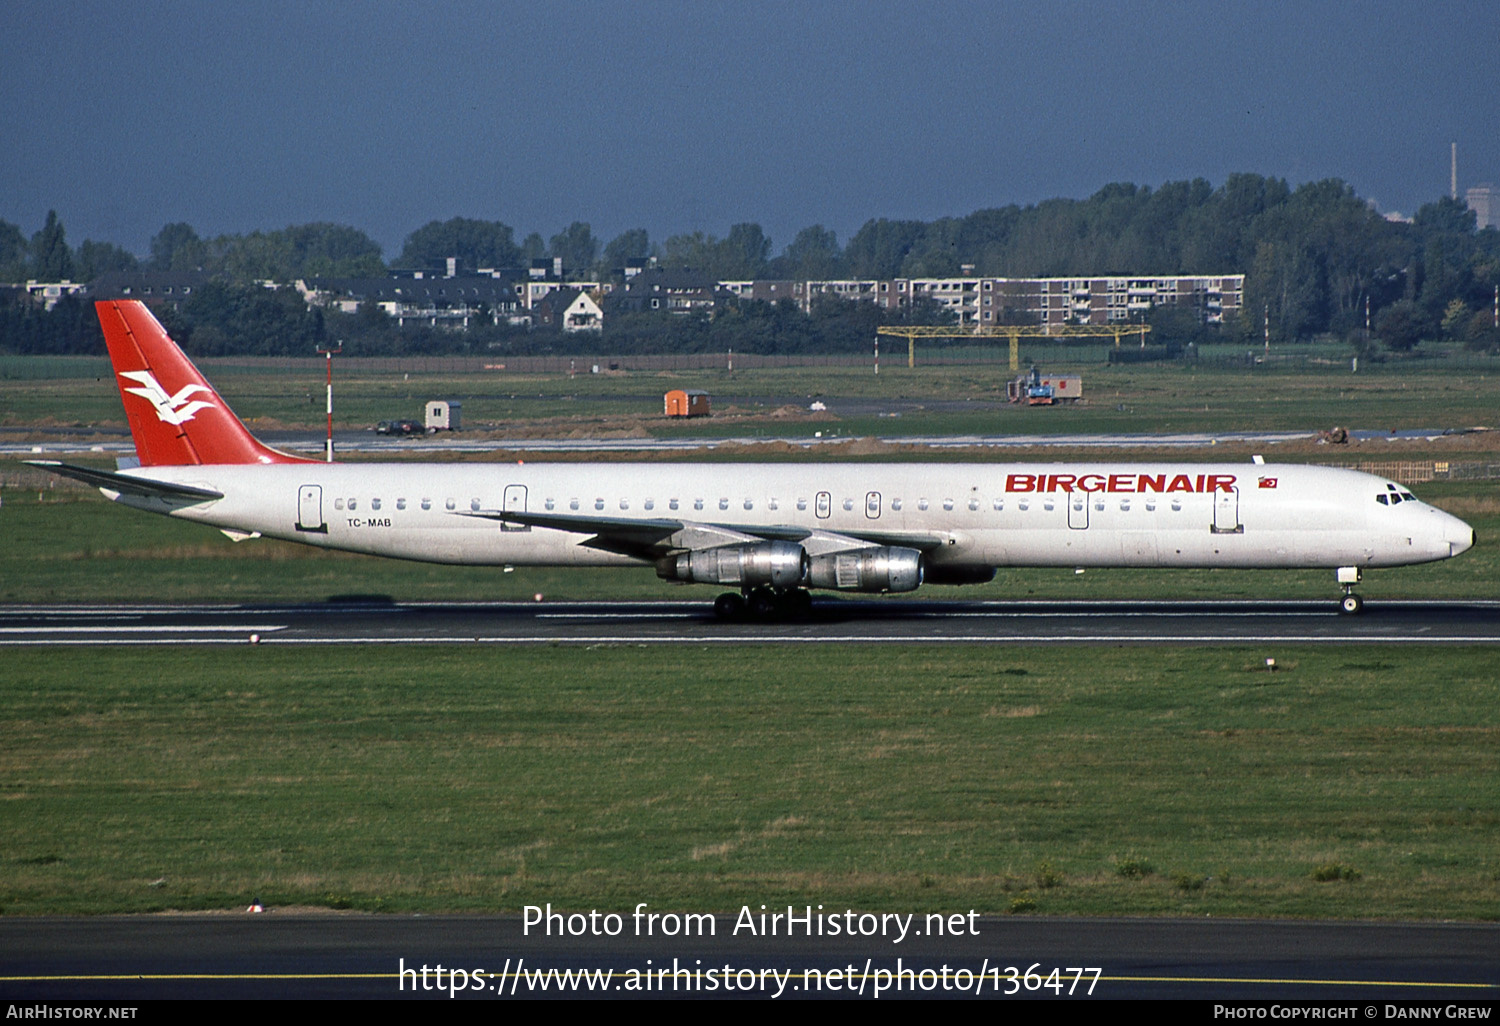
[375, 419, 423, 435]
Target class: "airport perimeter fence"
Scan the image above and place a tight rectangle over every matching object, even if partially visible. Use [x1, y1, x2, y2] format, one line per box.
[192, 349, 1090, 376]
[1332, 460, 1500, 484]
[173, 347, 1500, 378]
[5, 347, 1500, 379]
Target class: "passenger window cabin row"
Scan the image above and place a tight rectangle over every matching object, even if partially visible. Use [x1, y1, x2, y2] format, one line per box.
[328, 493, 1193, 516]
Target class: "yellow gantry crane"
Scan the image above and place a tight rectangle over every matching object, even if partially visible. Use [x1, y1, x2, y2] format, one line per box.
[875, 323, 1152, 371]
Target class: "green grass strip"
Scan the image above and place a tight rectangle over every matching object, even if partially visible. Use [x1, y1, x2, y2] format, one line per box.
[2, 644, 1495, 919]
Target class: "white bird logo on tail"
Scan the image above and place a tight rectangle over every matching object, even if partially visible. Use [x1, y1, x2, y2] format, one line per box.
[119, 370, 217, 425]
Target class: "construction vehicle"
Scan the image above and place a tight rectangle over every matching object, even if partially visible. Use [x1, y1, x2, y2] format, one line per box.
[1007, 368, 1082, 406]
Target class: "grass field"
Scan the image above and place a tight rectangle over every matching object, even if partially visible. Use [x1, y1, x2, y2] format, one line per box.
[2, 644, 1495, 918]
[5, 354, 1500, 441]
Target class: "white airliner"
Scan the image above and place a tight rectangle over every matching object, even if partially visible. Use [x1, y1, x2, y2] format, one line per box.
[30, 300, 1475, 617]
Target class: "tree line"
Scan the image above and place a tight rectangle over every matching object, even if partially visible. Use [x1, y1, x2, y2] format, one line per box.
[4, 173, 1500, 355]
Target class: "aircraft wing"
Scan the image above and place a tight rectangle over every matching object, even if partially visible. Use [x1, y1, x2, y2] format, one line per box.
[459, 509, 759, 556]
[459, 508, 948, 560]
[25, 461, 224, 502]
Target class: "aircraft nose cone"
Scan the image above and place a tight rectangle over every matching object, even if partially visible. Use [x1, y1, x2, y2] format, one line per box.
[1447, 518, 1476, 557]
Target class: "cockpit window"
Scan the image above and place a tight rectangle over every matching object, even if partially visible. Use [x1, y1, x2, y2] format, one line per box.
[1377, 483, 1420, 506]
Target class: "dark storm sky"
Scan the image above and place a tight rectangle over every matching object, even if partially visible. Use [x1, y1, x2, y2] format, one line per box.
[4, 0, 1497, 259]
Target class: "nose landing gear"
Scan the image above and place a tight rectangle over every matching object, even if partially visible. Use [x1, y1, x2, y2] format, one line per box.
[1337, 567, 1364, 615]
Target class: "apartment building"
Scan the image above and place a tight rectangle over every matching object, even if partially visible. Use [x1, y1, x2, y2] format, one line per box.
[298, 275, 525, 328]
[782, 274, 1243, 326]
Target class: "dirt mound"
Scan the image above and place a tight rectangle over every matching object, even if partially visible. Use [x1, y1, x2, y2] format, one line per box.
[711, 440, 814, 457]
[841, 437, 894, 456]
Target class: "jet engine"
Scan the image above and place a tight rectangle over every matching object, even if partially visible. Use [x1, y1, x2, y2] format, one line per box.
[806, 546, 923, 593]
[657, 540, 809, 588]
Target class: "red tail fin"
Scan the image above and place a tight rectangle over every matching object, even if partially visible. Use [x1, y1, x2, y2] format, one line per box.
[97, 300, 315, 466]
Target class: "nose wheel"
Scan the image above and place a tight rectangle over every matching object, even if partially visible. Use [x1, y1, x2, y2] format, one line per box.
[1336, 567, 1364, 615]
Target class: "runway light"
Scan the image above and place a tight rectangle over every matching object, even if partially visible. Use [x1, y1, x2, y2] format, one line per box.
[534, 593, 544, 602]
[1265, 657, 1277, 672]
[247, 899, 263, 913]
[249, 634, 260, 645]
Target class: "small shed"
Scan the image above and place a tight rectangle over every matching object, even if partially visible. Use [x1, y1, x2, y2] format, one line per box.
[664, 389, 711, 418]
[425, 400, 462, 431]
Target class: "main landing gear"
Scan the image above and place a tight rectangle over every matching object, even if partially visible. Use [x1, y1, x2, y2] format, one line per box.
[1337, 566, 1364, 615]
[714, 586, 814, 621]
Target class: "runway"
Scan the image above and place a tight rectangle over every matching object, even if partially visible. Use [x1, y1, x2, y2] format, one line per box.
[2, 598, 1498, 645]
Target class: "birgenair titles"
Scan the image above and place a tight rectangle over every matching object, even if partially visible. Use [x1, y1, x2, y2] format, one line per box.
[29, 300, 1475, 618]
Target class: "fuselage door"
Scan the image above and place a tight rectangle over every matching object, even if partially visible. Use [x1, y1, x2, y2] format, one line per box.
[865, 491, 881, 519]
[1212, 486, 1243, 534]
[1067, 494, 1089, 530]
[296, 484, 326, 533]
[503, 484, 529, 532]
[815, 491, 831, 519]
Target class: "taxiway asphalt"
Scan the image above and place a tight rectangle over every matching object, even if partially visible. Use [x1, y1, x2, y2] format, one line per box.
[1, 914, 1496, 1001]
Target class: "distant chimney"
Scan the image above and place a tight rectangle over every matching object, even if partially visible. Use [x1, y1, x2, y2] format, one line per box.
[553, 256, 563, 279]
[446, 256, 457, 278]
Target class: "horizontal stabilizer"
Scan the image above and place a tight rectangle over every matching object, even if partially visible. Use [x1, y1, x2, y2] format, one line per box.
[25, 461, 223, 502]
